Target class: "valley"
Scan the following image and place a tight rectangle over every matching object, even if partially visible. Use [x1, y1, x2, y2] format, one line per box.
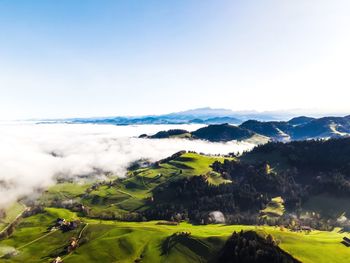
[1, 139, 350, 262]
[2, 0, 349, 261]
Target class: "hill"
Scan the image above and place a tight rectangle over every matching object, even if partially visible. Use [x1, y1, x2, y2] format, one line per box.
[54, 107, 305, 126]
[287, 116, 316, 126]
[239, 115, 350, 141]
[218, 230, 300, 263]
[38, 152, 233, 220]
[204, 117, 241, 124]
[140, 124, 259, 142]
[63, 107, 244, 125]
[1, 141, 350, 262]
[147, 129, 191, 139]
[143, 138, 350, 225]
[290, 116, 350, 140]
[239, 120, 291, 141]
[36, 139, 350, 226]
[139, 115, 350, 142]
[1, 208, 349, 263]
[191, 124, 254, 142]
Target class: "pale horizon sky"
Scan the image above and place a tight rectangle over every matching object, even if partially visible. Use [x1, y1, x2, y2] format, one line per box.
[0, 0, 350, 120]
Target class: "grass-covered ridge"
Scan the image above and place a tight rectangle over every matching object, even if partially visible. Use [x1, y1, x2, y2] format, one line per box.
[141, 123, 267, 142]
[1, 146, 350, 262]
[0, 207, 349, 262]
[38, 152, 233, 220]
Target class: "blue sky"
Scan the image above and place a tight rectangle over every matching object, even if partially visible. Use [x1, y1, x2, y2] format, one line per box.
[0, 0, 349, 119]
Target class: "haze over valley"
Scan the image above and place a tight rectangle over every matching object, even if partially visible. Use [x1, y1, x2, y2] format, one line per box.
[1, 1, 350, 262]
[0, 122, 258, 209]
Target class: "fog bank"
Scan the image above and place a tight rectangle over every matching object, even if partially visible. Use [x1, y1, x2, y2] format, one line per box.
[0, 123, 258, 208]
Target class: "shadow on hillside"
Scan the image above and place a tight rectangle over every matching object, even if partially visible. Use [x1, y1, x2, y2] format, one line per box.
[169, 161, 194, 170]
[161, 233, 211, 259]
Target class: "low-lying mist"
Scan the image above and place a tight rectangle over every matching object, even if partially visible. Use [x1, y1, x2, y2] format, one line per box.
[0, 123, 258, 208]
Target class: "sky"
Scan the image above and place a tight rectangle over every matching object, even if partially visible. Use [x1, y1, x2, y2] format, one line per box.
[0, 0, 349, 119]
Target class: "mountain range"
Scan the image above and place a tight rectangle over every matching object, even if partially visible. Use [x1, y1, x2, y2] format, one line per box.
[53, 107, 341, 125]
[141, 115, 350, 142]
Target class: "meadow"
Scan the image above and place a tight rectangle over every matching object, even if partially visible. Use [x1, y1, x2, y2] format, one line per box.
[1, 151, 350, 262]
[0, 207, 349, 262]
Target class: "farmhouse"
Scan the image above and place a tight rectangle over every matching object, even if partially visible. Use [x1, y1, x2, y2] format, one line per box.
[52, 218, 80, 232]
[67, 237, 79, 253]
[51, 257, 63, 263]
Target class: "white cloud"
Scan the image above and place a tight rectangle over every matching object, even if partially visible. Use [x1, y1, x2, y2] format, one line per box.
[0, 123, 257, 208]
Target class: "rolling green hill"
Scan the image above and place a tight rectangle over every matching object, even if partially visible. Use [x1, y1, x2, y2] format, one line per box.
[1, 149, 350, 262]
[0, 207, 349, 263]
[39, 152, 233, 220]
[141, 124, 257, 142]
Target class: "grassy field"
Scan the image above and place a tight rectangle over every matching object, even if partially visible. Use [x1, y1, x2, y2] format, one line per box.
[0, 207, 349, 262]
[128, 152, 231, 179]
[123, 152, 231, 193]
[38, 153, 232, 217]
[114, 153, 232, 211]
[0, 208, 81, 262]
[0, 202, 26, 232]
[2, 152, 350, 262]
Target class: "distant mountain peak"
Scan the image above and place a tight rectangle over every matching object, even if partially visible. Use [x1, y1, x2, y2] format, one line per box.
[166, 107, 236, 117]
[59, 107, 349, 128]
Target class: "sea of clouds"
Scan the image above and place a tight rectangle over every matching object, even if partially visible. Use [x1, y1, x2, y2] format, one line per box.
[0, 123, 258, 208]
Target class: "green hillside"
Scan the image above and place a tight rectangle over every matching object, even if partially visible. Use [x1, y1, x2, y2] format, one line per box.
[1, 150, 350, 262]
[39, 152, 232, 219]
[0, 207, 349, 262]
[0, 203, 26, 233]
